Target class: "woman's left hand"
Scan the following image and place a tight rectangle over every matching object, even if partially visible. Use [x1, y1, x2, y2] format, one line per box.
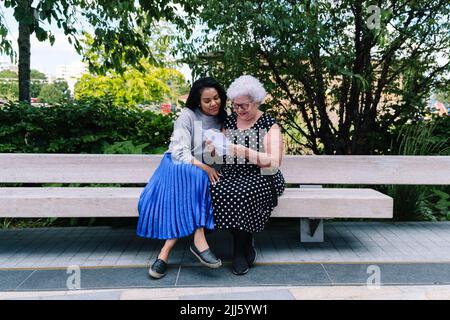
[205, 139, 216, 157]
[228, 144, 246, 157]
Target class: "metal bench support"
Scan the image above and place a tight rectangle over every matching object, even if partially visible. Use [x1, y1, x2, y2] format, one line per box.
[300, 218, 324, 242]
[299, 184, 324, 243]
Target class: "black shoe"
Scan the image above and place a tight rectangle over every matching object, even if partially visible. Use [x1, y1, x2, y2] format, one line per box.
[149, 258, 167, 279]
[232, 253, 249, 275]
[245, 235, 257, 267]
[190, 244, 222, 268]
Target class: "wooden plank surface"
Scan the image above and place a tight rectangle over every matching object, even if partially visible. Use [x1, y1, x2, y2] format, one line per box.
[1, 153, 449, 184]
[0, 153, 160, 184]
[280, 155, 450, 185]
[0, 187, 392, 218]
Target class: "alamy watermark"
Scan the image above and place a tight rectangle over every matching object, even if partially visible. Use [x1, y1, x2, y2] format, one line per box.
[171, 120, 282, 175]
[366, 265, 381, 289]
[366, 5, 381, 30]
[66, 265, 81, 290]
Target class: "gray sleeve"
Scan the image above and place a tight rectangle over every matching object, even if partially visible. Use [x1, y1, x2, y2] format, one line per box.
[168, 109, 195, 163]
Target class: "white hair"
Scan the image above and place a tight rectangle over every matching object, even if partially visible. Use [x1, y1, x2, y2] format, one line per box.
[227, 75, 266, 103]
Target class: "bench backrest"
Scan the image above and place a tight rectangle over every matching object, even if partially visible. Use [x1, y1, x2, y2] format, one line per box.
[1, 153, 449, 185]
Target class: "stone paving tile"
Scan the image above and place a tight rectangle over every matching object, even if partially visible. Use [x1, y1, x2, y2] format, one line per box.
[323, 263, 450, 285]
[179, 288, 296, 300]
[171, 239, 191, 266]
[115, 238, 145, 262]
[176, 264, 331, 287]
[0, 270, 36, 291]
[9, 290, 124, 300]
[268, 231, 299, 262]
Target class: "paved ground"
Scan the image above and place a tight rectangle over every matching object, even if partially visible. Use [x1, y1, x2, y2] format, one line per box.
[2, 285, 450, 300]
[1, 220, 450, 299]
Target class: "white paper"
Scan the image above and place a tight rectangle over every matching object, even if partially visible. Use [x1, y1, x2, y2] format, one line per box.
[204, 129, 231, 156]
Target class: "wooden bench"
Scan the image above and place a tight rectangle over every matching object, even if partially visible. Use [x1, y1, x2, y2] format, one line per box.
[1, 153, 449, 242]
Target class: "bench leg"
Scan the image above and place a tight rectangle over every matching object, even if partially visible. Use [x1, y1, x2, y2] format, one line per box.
[299, 184, 324, 243]
[300, 218, 324, 243]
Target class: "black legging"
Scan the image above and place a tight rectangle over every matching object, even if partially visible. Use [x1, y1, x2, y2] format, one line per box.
[229, 228, 252, 257]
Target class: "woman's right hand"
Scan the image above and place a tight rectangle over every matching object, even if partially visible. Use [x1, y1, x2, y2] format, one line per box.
[191, 158, 220, 184]
[203, 165, 220, 184]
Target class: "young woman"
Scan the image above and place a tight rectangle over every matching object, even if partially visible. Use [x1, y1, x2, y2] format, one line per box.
[136, 77, 228, 279]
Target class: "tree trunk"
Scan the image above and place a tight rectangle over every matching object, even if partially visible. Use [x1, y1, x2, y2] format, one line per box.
[18, 0, 32, 104]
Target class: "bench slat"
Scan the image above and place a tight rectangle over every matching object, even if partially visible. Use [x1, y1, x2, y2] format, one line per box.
[0, 187, 392, 219]
[281, 155, 450, 185]
[1, 153, 448, 185]
[0, 153, 160, 184]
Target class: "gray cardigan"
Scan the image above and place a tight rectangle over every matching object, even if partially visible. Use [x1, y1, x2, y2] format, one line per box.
[167, 107, 222, 164]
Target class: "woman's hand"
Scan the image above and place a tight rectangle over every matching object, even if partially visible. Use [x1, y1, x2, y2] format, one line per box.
[191, 158, 220, 184]
[228, 143, 246, 157]
[203, 165, 221, 184]
[205, 139, 216, 157]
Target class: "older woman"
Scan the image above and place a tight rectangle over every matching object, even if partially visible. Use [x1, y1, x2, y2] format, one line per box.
[210, 75, 285, 275]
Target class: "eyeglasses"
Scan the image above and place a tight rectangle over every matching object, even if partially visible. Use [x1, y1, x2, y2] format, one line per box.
[231, 102, 252, 111]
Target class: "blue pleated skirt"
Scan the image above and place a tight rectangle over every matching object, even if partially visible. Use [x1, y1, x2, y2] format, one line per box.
[136, 152, 215, 240]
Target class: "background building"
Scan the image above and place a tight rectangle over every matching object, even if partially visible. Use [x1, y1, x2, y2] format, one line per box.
[53, 61, 88, 94]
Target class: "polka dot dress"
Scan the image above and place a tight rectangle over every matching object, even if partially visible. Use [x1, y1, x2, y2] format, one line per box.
[211, 112, 285, 233]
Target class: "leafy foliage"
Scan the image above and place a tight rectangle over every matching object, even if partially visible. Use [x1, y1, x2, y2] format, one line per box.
[74, 60, 187, 107]
[38, 79, 71, 104]
[178, 0, 450, 155]
[389, 119, 450, 156]
[0, 69, 53, 100]
[0, 98, 174, 154]
[0, 98, 175, 228]
[30, 69, 47, 80]
[418, 189, 450, 221]
[1, 0, 198, 102]
[0, 81, 19, 100]
[1, 0, 198, 72]
[378, 117, 450, 220]
[0, 70, 18, 78]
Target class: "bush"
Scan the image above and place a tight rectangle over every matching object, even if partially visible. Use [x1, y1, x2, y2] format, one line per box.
[379, 117, 450, 220]
[0, 98, 173, 154]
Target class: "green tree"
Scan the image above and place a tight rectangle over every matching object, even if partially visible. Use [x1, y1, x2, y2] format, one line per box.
[30, 69, 46, 80]
[30, 69, 47, 98]
[53, 79, 70, 100]
[30, 81, 43, 98]
[0, 69, 46, 80]
[0, 0, 198, 103]
[74, 60, 185, 107]
[180, 0, 450, 155]
[38, 79, 70, 104]
[38, 83, 62, 104]
[0, 70, 18, 78]
[0, 81, 18, 100]
[434, 90, 450, 104]
[0, 68, 48, 99]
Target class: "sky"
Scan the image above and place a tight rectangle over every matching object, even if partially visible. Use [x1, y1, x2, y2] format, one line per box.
[0, 3, 192, 81]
